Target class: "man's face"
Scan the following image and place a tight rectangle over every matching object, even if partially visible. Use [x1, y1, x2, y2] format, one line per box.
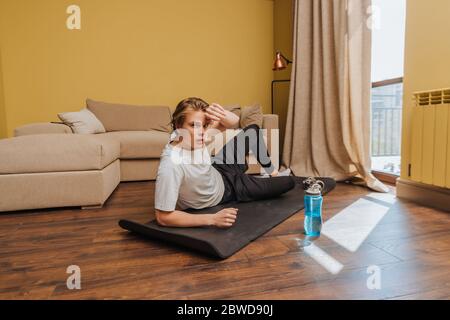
[179, 110, 210, 150]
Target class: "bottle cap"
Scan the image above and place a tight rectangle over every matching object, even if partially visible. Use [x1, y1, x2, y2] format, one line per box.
[303, 177, 317, 190]
[306, 181, 324, 195]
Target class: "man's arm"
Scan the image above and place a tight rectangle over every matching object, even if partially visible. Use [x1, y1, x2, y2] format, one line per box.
[155, 208, 238, 228]
[206, 103, 240, 132]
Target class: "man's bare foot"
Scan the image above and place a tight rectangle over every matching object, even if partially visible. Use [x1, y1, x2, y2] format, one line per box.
[276, 168, 291, 177]
[270, 169, 279, 177]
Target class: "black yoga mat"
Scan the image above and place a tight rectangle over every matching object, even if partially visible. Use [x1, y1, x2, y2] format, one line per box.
[119, 177, 336, 259]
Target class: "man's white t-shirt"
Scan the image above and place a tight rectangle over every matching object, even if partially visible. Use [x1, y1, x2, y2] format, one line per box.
[154, 141, 225, 211]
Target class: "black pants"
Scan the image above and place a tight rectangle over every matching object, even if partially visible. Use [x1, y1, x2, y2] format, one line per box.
[211, 124, 296, 204]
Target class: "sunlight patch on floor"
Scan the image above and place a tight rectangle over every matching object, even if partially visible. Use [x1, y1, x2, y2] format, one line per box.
[365, 192, 398, 205]
[303, 243, 344, 275]
[321, 198, 391, 252]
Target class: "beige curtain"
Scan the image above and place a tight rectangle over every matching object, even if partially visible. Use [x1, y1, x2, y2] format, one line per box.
[282, 0, 389, 193]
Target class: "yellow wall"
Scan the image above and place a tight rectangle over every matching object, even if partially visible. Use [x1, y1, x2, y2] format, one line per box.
[273, 0, 293, 153]
[0, 0, 274, 138]
[0, 47, 6, 138]
[401, 0, 450, 184]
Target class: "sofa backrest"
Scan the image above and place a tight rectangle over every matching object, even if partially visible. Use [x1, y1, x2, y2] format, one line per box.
[86, 99, 172, 133]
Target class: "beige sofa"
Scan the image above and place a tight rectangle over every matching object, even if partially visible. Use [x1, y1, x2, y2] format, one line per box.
[0, 101, 279, 212]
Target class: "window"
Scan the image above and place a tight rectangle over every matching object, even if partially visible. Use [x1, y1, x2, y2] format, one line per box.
[370, 0, 406, 176]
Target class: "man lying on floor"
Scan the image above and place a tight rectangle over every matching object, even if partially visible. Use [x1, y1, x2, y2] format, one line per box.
[155, 97, 294, 228]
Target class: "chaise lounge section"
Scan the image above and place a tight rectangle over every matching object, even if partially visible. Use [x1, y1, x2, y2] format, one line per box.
[0, 134, 121, 212]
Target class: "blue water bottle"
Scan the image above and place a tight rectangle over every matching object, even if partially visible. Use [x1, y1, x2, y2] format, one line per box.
[303, 179, 324, 237]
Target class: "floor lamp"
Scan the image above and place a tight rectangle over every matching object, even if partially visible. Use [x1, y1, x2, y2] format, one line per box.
[271, 52, 292, 114]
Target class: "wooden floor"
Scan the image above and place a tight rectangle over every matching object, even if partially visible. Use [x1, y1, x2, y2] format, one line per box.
[1, 181, 449, 300]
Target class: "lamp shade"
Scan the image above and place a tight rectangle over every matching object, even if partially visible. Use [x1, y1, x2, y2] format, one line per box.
[273, 52, 287, 71]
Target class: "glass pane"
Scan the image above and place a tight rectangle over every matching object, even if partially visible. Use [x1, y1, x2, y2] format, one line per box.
[371, 83, 403, 175]
[371, 0, 406, 82]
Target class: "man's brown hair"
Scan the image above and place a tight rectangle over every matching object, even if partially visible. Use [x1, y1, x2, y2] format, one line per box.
[171, 97, 209, 131]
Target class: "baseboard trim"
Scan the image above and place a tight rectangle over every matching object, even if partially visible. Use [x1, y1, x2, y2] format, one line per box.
[396, 178, 450, 212]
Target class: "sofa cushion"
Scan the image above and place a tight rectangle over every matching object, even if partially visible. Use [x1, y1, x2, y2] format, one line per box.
[86, 99, 172, 133]
[99, 131, 170, 159]
[58, 108, 106, 134]
[240, 104, 263, 128]
[0, 134, 120, 174]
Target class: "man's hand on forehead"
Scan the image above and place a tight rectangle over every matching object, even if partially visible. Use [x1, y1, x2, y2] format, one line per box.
[205, 103, 227, 122]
